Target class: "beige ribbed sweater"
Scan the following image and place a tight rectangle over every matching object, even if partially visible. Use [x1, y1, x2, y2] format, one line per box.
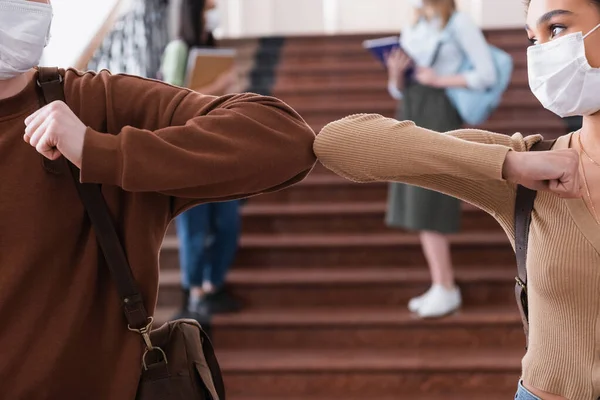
[315, 114, 600, 400]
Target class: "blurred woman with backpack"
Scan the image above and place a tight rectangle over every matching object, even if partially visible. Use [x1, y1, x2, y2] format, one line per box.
[384, 0, 497, 318]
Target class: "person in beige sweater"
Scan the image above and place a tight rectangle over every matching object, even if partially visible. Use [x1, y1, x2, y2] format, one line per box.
[315, 0, 600, 399]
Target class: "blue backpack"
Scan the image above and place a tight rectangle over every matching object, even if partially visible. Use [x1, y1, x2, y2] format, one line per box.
[439, 16, 514, 126]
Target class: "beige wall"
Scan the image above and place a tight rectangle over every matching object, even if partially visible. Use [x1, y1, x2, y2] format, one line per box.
[217, 0, 528, 38]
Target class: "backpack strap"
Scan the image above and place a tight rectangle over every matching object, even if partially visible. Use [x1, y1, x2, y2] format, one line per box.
[36, 67, 152, 329]
[514, 138, 556, 349]
[37, 67, 67, 175]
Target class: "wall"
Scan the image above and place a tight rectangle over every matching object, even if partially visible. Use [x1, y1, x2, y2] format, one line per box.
[217, 0, 529, 38]
[41, 0, 130, 68]
[40, 0, 528, 68]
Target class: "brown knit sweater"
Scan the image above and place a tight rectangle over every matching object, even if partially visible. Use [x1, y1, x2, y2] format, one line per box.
[0, 68, 316, 399]
[315, 114, 600, 400]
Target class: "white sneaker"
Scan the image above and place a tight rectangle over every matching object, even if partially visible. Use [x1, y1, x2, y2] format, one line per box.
[408, 285, 435, 313]
[417, 284, 462, 318]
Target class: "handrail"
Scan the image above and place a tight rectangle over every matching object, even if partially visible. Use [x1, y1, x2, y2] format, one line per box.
[73, 0, 131, 70]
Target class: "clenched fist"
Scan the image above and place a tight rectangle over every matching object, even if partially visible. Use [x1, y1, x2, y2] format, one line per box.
[24, 101, 87, 168]
[503, 148, 581, 198]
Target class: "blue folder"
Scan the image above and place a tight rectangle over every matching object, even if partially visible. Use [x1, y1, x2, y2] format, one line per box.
[363, 36, 415, 80]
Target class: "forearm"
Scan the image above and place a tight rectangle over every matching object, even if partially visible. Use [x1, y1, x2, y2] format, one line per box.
[80, 92, 316, 202]
[387, 77, 405, 100]
[315, 114, 519, 215]
[434, 74, 468, 89]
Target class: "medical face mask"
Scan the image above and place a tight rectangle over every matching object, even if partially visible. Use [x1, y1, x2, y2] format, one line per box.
[205, 8, 220, 32]
[528, 22, 600, 117]
[0, 0, 53, 80]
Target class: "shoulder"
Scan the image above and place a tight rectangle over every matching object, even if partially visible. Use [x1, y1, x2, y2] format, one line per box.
[447, 11, 480, 34]
[449, 11, 474, 26]
[63, 68, 190, 108]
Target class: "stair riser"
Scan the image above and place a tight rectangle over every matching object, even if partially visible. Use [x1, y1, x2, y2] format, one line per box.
[160, 245, 514, 270]
[235, 245, 513, 268]
[157, 280, 517, 309]
[222, 371, 520, 397]
[274, 93, 541, 109]
[239, 212, 501, 235]
[250, 183, 388, 204]
[166, 241, 515, 269]
[277, 53, 529, 68]
[274, 69, 528, 82]
[213, 324, 526, 351]
[165, 211, 502, 236]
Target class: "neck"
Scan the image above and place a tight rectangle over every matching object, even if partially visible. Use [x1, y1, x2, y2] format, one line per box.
[0, 70, 34, 101]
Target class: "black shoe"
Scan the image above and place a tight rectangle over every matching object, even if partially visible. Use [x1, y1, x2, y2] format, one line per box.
[203, 287, 241, 314]
[189, 287, 241, 316]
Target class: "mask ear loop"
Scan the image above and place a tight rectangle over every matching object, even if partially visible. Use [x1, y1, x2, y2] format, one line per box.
[584, 22, 600, 39]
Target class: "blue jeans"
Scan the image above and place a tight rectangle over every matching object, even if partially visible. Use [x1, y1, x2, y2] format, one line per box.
[515, 381, 541, 400]
[176, 200, 241, 289]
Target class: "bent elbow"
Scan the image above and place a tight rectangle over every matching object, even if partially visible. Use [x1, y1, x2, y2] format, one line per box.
[263, 98, 318, 183]
[289, 120, 318, 179]
[315, 114, 401, 183]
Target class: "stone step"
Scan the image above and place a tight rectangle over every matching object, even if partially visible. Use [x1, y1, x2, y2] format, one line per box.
[156, 266, 518, 309]
[277, 95, 546, 115]
[160, 232, 515, 269]
[278, 49, 528, 67]
[250, 175, 389, 204]
[165, 201, 502, 236]
[208, 306, 525, 351]
[279, 36, 529, 57]
[273, 65, 529, 85]
[274, 86, 537, 105]
[218, 348, 521, 397]
[231, 396, 511, 400]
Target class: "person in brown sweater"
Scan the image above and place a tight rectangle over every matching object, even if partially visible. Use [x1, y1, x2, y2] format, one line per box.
[315, 0, 600, 399]
[0, 0, 316, 398]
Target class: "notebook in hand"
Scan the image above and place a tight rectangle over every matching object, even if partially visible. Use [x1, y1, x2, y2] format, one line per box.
[362, 36, 401, 66]
[185, 48, 236, 90]
[362, 36, 415, 81]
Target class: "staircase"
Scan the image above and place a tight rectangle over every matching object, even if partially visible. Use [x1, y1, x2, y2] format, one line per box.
[156, 29, 566, 399]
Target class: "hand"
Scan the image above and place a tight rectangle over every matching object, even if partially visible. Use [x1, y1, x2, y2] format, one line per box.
[385, 49, 412, 83]
[23, 101, 87, 168]
[503, 149, 581, 198]
[415, 67, 440, 87]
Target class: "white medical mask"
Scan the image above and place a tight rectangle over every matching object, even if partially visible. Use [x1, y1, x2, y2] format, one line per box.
[528, 22, 600, 117]
[205, 8, 220, 32]
[0, 0, 53, 80]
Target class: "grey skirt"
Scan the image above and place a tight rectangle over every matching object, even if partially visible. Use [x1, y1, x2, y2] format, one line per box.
[386, 83, 462, 234]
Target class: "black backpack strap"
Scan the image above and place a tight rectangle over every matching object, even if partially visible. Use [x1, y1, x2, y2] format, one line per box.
[36, 67, 67, 175]
[514, 138, 556, 349]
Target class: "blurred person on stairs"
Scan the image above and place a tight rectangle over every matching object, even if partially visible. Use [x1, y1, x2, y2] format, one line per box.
[384, 0, 497, 318]
[161, 0, 242, 321]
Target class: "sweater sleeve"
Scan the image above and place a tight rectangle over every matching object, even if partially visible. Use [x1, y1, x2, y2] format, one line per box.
[314, 113, 541, 220]
[68, 70, 316, 216]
